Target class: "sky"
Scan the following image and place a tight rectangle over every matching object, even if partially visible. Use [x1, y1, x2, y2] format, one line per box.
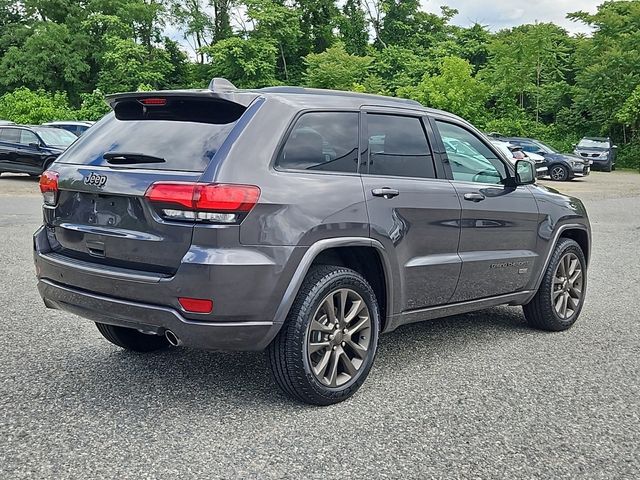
[422, 0, 601, 34]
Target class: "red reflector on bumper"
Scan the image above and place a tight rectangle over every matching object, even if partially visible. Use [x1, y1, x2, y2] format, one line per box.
[178, 297, 213, 314]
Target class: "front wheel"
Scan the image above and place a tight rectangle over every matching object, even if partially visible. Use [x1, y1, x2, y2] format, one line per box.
[602, 160, 612, 172]
[523, 238, 587, 331]
[95, 322, 170, 352]
[267, 265, 380, 405]
[550, 164, 570, 181]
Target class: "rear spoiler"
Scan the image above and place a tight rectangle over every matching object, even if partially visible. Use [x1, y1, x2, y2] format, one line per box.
[106, 89, 261, 110]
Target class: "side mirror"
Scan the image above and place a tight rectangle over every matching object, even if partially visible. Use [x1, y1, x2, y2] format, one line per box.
[572, 143, 577, 148]
[29, 142, 41, 149]
[613, 145, 618, 149]
[515, 159, 536, 185]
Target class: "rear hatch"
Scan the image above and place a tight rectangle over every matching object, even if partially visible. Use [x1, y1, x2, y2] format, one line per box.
[44, 92, 256, 274]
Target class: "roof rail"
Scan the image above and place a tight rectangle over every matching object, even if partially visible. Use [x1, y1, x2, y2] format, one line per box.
[258, 86, 423, 107]
[208, 77, 237, 92]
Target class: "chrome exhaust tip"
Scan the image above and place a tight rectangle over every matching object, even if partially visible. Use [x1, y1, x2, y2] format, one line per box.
[165, 330, 181, 347]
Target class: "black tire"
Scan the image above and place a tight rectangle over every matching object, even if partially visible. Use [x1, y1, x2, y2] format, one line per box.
[267, 265, 380, 405]
[42, 157, 56, 174]
[95, 322, 170, 352]
[523, 238, 587, 331]
[549, 164, 570, 181]
[602, 160, 612, 172]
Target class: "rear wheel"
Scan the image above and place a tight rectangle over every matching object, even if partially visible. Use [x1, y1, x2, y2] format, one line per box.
[523, 238, 587, 331]
[550, 164, 569, 181]
[267, 265, 380, 405]
[95, 322, 170, 352]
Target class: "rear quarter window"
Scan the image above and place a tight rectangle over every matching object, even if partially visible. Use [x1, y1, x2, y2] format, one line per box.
[56, 97, 246, 172]
[276, 112, 359, 173]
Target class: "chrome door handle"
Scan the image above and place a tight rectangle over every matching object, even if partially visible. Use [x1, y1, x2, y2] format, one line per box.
[372, 187, 400, 199]
[463, 192, 485, 202]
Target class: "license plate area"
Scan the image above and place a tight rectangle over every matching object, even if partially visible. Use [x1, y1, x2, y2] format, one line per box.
[77, 193, 147, 230]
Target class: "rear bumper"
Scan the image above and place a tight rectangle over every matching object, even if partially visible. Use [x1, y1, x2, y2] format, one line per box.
[38, 278, 281, 351]
[33, 225, 298, 351]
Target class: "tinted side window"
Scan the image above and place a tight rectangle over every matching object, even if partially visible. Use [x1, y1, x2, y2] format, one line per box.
[436, 121, 506, 185]
[20, 130, 39, 145]
[367, 114, 435, 178]
[276, 112, 359, 173]
[0, 128, 20, 143]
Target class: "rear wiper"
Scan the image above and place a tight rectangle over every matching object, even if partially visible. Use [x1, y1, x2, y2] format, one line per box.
[103, 152, 165, 165]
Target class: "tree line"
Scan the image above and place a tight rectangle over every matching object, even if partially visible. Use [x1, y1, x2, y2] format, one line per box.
[1, 0, 639, 168]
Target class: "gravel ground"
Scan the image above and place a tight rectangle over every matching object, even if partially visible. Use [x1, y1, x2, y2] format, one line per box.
[1, 171, 639, 479]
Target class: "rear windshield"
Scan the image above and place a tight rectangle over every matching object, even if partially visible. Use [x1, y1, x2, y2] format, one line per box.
[56, 97, 245, 172]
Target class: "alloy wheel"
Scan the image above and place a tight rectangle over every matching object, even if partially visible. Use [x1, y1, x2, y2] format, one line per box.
[306, 288, 372, 388]
[551, 166, 567, 181]
[552, 252, 583, 319]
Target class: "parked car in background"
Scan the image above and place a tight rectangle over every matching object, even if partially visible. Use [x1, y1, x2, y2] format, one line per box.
[0, 120, 15, 125]
[33, 80, 591, 405]
[43, 121, 94, 137]
[573, 137, 616, 172]
[499, 136, 590, 181]
[0, 125, 77, 176]
[489, 139, 548, 178]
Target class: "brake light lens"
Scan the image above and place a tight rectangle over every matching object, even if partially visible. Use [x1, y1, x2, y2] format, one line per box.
[140, 97, 167, 106]
[178, 297, 213, 314]
[145, 182, 260, 224]
[39, 171, 59, 206]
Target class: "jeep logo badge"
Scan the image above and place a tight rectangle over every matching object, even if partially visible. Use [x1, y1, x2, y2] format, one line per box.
[84, 172, 107, 187]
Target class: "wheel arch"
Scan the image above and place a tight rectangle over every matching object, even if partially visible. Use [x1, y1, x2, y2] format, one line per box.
[526, 223, 590, 303]
[559, 228, 590, 266]
[273, 238, 394, 332]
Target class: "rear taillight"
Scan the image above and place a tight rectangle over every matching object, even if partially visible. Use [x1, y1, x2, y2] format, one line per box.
[39, 171, 59, 206]
[145, 182, 260, 224]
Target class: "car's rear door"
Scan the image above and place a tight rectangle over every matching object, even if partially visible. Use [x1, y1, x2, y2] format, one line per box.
[15, 129, 48, 173]
[0, 128, 20, 170]
[44, 94, 254, 274]
[431, 117, 540, 302]
[361, 108, 462, 311]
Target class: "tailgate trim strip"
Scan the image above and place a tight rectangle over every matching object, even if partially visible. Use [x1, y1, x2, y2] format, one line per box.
[39, 251, 170, 283]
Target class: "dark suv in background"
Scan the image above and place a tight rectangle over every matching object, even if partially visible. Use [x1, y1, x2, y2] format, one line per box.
[498, 136, 591, 181]
[0, 125, 77, 176]
[573, 137, 616, 172]
[33, 80, 591, 405]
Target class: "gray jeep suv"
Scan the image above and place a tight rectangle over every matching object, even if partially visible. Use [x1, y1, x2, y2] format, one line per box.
[34, 80, 591, 405]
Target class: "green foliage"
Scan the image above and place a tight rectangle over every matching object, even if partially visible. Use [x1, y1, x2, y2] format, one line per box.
[304, 43, 372, 91]
[399, 56, 488, 125]
[0, 22, 89, 98]
[617, 140, 640, 170]
[76, 89, 110, 121]
[616, 84, 640, 128]
[97, 37, 173, 93]
[203, 37, 278, 88]
[338, 0, 368, 56]
[0, 87, 76, 124]
[0, 0, 637, 170]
